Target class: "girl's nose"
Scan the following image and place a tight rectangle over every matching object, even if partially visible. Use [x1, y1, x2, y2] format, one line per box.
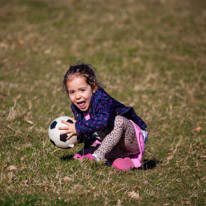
[75, 92, 81, 99]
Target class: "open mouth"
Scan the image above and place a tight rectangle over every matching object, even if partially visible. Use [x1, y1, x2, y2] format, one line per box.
[77, 101, 86, 109]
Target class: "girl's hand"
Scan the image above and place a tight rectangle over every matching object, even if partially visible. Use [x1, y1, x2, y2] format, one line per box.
[58, 118, 77, 140]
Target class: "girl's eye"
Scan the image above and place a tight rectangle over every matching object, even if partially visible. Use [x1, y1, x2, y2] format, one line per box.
[69, 91, 75, 95]
[81, 89, 85, 92]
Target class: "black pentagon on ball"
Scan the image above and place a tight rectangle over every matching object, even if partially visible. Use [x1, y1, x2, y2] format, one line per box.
[67, 119, 73, 124]
[50, 121, 57, 129]
[60, 134, 68, 142]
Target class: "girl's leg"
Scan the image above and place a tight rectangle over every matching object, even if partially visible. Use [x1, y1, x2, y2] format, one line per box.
[93, 115, 139, 161]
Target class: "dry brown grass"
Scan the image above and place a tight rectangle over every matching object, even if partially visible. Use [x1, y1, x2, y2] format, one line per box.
[0, 0, 206, 205]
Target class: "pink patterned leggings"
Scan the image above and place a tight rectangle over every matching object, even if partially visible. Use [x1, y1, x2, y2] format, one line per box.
[93, 115, 140, 160]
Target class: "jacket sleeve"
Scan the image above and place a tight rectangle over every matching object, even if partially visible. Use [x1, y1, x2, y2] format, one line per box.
[75, 94, 115, 136]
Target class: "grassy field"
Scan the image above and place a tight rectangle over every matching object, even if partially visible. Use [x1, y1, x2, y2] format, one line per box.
[0, 0, 206, 205]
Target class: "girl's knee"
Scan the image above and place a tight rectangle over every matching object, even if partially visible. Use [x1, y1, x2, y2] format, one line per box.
[114, 115, 125, 127]
[114, 115, 135, 132]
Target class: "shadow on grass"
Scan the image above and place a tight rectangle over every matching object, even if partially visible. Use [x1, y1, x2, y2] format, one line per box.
[60, 155, 160, 170]
[140, 159, 161, 170]
[60, 155, 74, 161]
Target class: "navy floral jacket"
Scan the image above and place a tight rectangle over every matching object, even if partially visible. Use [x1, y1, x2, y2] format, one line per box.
[71, 88, 147, 147]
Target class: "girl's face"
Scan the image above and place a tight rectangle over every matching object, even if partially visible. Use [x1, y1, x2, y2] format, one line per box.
[66, 75, 96, 112]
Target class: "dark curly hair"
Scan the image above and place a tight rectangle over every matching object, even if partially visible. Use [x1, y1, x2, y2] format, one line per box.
[63, 63, 101, 94]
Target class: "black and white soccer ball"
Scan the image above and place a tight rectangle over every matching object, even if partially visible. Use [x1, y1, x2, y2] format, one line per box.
[48, 116, 79, 149]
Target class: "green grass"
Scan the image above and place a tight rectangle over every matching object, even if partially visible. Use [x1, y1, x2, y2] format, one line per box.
[0, 0, 206, 205]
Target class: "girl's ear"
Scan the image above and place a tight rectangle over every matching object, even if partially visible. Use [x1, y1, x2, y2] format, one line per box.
[92, 84, 98, 93]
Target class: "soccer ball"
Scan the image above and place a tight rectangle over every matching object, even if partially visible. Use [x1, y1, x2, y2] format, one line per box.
[48, 116, 79, 149]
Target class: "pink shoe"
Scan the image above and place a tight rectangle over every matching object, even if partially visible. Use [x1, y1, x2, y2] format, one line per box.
[84, 154, 94, 161]
[73, 153, 94, 161]
[112, 157, 135, 171]
[73, 154, 84, 160]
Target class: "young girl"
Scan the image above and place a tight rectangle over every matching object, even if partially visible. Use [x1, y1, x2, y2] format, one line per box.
[59, 63, 148, 171]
